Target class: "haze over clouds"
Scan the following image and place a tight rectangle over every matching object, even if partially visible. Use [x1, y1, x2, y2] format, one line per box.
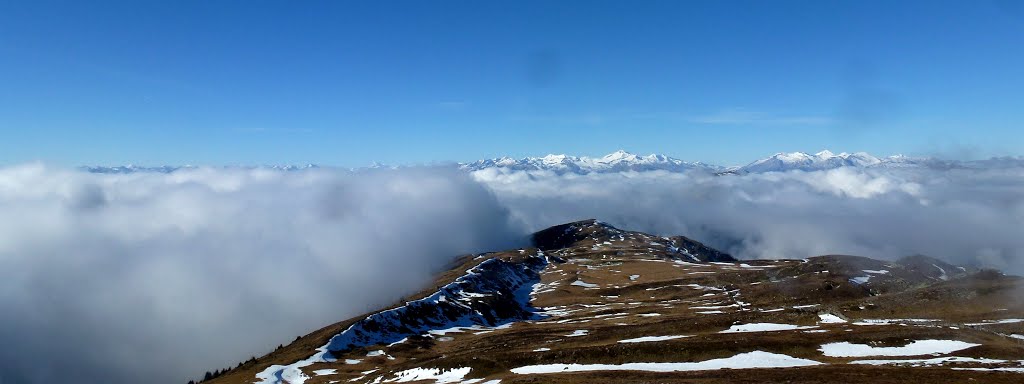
[1, 163, 1023, 383]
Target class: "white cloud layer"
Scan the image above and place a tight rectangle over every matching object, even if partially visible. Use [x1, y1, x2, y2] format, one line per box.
[0, 164, 523, 384]
[473, 166, 1024, 273]
[1, 163, 1022, 383]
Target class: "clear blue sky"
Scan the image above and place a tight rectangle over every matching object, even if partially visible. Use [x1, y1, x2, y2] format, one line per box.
[1, 0, 1022, 166]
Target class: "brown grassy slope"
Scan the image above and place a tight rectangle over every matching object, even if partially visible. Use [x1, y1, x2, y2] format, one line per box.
[206, 221, 1024, 384]
[203, 249, 535, 384]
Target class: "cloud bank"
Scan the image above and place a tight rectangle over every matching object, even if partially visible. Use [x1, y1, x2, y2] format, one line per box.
[1, 163, 1023, 383]
[473, 166, 1024, 274]
[0, 164, 523, 384]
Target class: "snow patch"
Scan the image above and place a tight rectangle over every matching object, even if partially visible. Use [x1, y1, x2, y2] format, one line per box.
[966, 319, 1024, 326]
[849, 276, 871, 285]
[851, 356, 1007, 366]
[386, 367, 471, 383]
[820, 340, 979, 357]
[510, 351, 822, 374]
[720, 323, 817, 333]
[853, 319, 940, 326]
[818, 313, 847, 324]
[570, 279, 599, 289]
[952, 367, 1024, 373]
[618, 335, 691, 343]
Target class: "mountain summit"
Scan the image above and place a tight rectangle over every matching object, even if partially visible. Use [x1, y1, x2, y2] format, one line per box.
[737, 150, 885, 173]
[202, 220, 1024, 384]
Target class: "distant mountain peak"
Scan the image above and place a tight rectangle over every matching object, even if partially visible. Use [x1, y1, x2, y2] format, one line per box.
[459, 150, 709, 174]
[738, 150, 886, 173]
[601, 149, 638, 162]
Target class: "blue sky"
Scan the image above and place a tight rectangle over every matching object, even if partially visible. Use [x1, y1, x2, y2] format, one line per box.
[1, 0, 1022, 166]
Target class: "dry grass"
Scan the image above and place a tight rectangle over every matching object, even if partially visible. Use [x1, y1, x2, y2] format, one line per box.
[208, 221, 1024, 384]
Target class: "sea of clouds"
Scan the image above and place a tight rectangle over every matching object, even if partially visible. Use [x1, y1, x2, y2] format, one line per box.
[473, 166, 1024, 271]
[0, 164, 522, 384]
[0, 162, 1022, 383]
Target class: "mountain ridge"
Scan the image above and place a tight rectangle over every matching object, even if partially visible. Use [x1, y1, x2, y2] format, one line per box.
[462, 150, 975, 174]
[81, 150, 1024, 175]
[201, 219, 1024, 384]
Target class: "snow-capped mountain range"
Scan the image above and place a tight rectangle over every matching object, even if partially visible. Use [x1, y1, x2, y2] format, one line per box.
[82, 150, 1022, 175]
[731, 150, 958, 174]
[461, 150, 968, 174]
[458, 150, 715, 174]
